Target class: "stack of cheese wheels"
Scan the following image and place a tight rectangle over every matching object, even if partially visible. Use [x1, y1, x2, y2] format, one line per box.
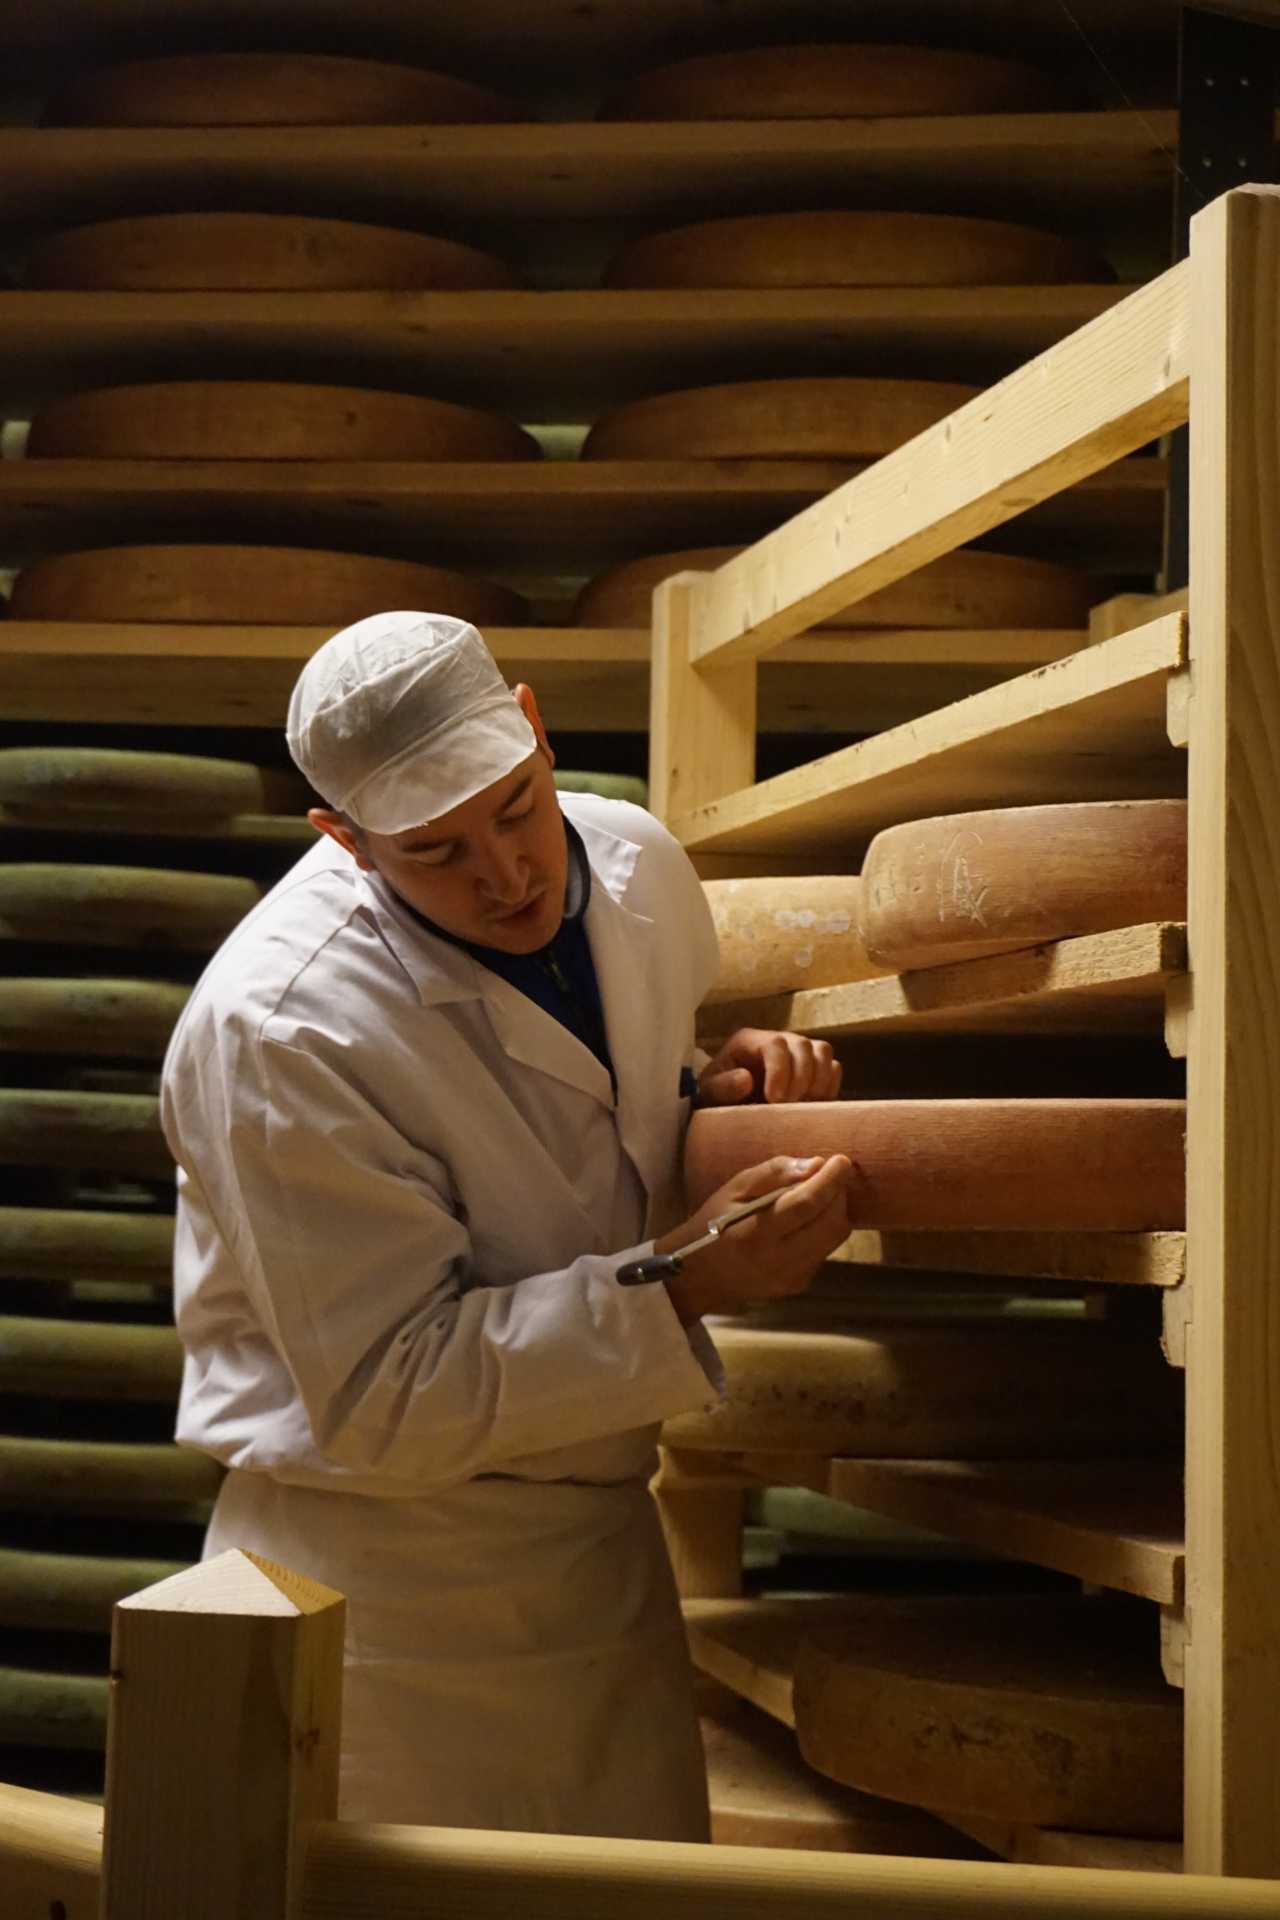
[582, 375, 978, 462]
[600, 42, 1066, 119]
[24, 212, 518, 291]
[793, 1595, 1181, 1835]
[702, 876, 881, 1004]
[682, 1099, 1186, 1231]
[25, 382, 540, 462]
[859, 799, 1189, 971]
[663, 1318, 1183, 1457]
[8, 545, 528, 626]
[40, 52, 522, 126]
[604, 209, 1107, 289]
[575, 544, 1096, 632]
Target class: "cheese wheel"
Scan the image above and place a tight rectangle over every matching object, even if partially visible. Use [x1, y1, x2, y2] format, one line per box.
[794, 1596, 1181, 1835]
[663, 1321, 1183, 1457]
[0, 1316, 182, 1403]
[0, 1548, 187, 1634]
[0, 1436, 221, 1516]
[0, 980, 188, 1057]
[600, 44, 1065, 120]
[859, 800, 1188, 971]
[0, 747, 304, 819]
[703, 876, 878, 1003]
[9, 545, 528, 627]
[0, 1205, 172, 1281]
[582, 376, 978, 462]
[24, 213, 519, 291]
[682, 1099, 1186, 1230]
[0, 1090, 168, 1178]
[574, 546, 1097, 631]
[604, 210, 1108, 289]
[0, 866, 260, 950]
[41, 53, 521, 127]
[26, 382, 540, 462]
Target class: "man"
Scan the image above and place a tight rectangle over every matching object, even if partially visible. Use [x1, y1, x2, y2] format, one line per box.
[162, 610, 851, 1841]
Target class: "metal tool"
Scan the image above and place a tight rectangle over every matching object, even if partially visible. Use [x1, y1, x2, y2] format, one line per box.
[615, 1182, 796, 1286]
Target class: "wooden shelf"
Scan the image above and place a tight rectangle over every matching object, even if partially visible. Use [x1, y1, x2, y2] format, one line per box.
[831, 1228, 1187, 1289]
[0, 113, 1200, 232]
[706, 920, 1186, 1039]
[683, 1594, 1183, 1872]
[0, 620, 1097, 736]
[0, 287, 1135, 416]
[674, 612, 1187, 858]
[0, 458, 1165, 568]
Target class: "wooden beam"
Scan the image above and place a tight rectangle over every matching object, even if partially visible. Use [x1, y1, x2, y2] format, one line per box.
[1182, 183, 1280, 1877]
[649, 574, 755, 822]
[830, 1229, 1186, 1289]
[688, 263, 1189, 667]
[0, 1782, 102, 1920]
[101, 1550, 344, 1920]
[673, 615, 1186, 858]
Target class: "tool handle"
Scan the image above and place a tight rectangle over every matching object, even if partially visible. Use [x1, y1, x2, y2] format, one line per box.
[616, 1252, 685, 1287]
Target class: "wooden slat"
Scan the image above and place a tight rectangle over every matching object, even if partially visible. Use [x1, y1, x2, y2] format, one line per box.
[0, 287, 1134, 417]
[0, 459, 1163, 568]
[943, 1814, 1181, 1874]
[674, 615, 1187, 857]
[0, 1781, 102, 1920]
[1182, 184, 1280, 1877]
[687, 262, 1187, 666]
[831, 1229, 1186, 1289]
[705, 920, 1186, 1039]
[0, 113, 1195, 229]
[822, 1459, 1183, 1605]
[0, 621, 1107, 736]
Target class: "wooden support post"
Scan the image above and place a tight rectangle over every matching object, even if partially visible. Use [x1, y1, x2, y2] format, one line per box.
[1183, 183, 1280, 1876]
[653, 1450, 746, 1599]
[649, 573, 756, 827]
[100, 1549, 345, 1920]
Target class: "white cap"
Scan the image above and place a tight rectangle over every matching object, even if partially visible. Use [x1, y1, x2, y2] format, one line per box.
[286, 610, 538, 834]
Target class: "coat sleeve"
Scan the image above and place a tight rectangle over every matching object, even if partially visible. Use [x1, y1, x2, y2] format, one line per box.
[211, 1032, 718, 1487]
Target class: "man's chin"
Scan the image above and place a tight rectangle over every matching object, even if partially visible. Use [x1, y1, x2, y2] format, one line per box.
[482, 894, 561, 951]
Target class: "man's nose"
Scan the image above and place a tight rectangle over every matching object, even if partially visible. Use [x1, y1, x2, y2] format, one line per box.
[476, 838, 527, 902]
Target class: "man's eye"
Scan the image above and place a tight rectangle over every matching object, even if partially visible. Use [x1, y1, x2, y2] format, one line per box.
[500, 806, 534, 828]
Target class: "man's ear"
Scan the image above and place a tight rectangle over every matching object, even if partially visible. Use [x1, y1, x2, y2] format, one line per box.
[513, 682, 555, 771]
[308, 807, 374, 870]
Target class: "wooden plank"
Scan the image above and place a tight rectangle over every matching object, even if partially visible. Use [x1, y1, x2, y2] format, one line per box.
[686, 264, 1188, 667]
[1183, 184, 1280, 1877]
[831, 1229, 1186, 1289]
[674, 616, 1187, 858]
[0, 113, 1192, 229]
[650, 575, 755, 819]
[683, 1595, 850, 1727]
[0, 620, 1105, 736]
[0, 1781, 102, 1920]
[944, 1812, 1181, 1873]
[823, 1459, 1183, 1605]
[0, 286, 1135, 417]
[101, 1551, 344, 1920]
[705, 921, 1186, 1039]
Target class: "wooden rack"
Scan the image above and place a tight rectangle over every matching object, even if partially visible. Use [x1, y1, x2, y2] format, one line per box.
[647, 184, 1280, 1878]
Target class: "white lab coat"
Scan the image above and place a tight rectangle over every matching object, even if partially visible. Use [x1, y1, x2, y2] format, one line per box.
[161, 794, 724, 1838]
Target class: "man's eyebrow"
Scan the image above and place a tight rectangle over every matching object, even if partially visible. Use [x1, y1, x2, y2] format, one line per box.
[394, 775, 535, 853]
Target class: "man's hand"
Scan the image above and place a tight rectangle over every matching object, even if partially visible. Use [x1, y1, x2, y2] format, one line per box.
[699, 1027, 842, 1106]
[655, 1152, 852, 1325]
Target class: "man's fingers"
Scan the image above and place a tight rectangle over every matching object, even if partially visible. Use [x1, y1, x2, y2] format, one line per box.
[767, 1154, 851, 1230]
[700, 1066, 755, 1107]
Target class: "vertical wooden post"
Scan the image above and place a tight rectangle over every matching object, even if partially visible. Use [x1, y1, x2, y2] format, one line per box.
[653, 1449, 746, 1600]
[1184, 184, 1280, 1876]
[649, 573, 757, 829]
[100, 1549, 345, 1920]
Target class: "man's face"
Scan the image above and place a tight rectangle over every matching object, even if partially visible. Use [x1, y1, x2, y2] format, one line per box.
[332, 747, 570, 953]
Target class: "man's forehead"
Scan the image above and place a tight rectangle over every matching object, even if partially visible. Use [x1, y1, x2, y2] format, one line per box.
[390, 753, 541, 845]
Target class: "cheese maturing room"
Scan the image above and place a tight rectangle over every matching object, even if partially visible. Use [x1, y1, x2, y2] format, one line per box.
[1, 1, 1278, 1913]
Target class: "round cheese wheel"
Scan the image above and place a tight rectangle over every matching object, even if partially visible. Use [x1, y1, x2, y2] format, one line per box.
[41, 52, 521, 127]
[0, 866, 261, 951]
[682, 1098, 1187, 1230]
[24, 213, 519, 291]
[0, 1090, 168, 1178]
[604, 209, 1108, 289]
[0, 1435, 222, 1516]
[600, 43, 1065, 120]
[0, 1315, 181, 1403]
[859, 800, 1188, 971]
[0, 1206, 172, 1282]
[26, 382, 540, 462]
[0, 978, 189, 1058]
[663, 1321, 1182, 1458]
[574, 546, 1097, 631]
[702, 876, 879, 1003]
[582, 376, 978, 462]
[9, 545, 528, 627]
[794, 1596, 1181, 1835]
[0, 747, 304, 819]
